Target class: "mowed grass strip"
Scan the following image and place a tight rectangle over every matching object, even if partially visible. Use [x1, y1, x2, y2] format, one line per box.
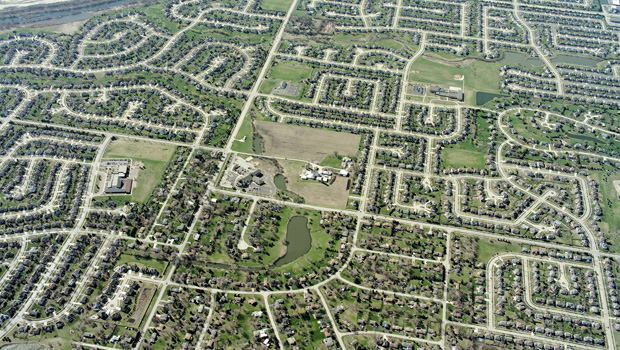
[255, 121, 361, 163]
[102, 138, 176, 202]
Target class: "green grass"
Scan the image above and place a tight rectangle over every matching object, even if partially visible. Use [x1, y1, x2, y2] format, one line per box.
[231, 113, 255, 154]
[410, 55, 504, 105]
[117, 253, 168, 274]
[268, 61, 314, 83]
[590, 171, 620, 253]
[259, 0, 294, 11]
[440, 114, 496, 170]
[441, 148, 486, 169]
[142, 2, 184, 33]
[476, 239, 521, 263]
[320, 154, 344, 168]
[101, 138, 176, 203]
[259, 80, 280, 94]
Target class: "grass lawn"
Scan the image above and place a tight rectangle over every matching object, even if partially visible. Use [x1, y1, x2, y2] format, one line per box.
[590, 170, 620, 253]
[268, 61, 314, 83]
[259, 0, 294, 11]
[101, 138, 176, 203]
[117, 253, 168, 274]
[476, 238, 521, 263]
[320, 154, 345, 168]
[231, 112, 255, 154]
[410, 55, 503, 105]
[440, 114, 496, 170]
[259, 79, 280, 94]
[441, 148, 486, 169]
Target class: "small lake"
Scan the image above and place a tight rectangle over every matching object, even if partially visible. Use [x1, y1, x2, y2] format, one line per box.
[551, 54, 601, 67]
[476, 91, 506, 106]
[274, 216, 311, 267]
[274, 174, 287, 191]
[500, 51, 543, 68]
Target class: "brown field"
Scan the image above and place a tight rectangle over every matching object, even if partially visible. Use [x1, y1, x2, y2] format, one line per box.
[280, 160, 349, 209]
[128, 286, 155, 325]
[255, 121, 361, 164]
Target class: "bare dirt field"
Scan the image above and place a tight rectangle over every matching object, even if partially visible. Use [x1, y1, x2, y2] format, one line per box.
[53, 19, 88, 34]
[280, 159, 349, 208]
[255, 121, 361, 164]
[130, 286, 154, 325]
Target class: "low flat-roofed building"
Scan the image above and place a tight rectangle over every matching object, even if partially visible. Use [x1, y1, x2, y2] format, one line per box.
[105, 166, 133, 194]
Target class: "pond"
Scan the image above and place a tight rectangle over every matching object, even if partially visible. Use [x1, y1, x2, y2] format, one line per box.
[476, 92, 507, 106]
[252, 133, 263, 154]
[274, 174, 287, 191]
[551, 54, 601, 67]
[499, 51, 543, 68]
[274, 216, 312, 267]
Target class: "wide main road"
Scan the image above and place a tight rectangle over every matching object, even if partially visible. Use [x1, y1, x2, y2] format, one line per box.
[224, 0, 299, 153]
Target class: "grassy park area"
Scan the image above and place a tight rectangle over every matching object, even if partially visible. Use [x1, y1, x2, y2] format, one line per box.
[440, 115, 495, 170]
[268, 61, 315, 83]
[259, 0, 294, 11]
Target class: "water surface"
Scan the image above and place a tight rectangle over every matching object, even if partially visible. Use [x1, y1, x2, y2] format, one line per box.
[274, 216, 311, 267]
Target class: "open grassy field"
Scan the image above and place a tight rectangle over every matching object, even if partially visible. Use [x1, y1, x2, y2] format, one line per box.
[410, 51, 545, 105]
[268, 61, 315, 83]
[259, 0, 294, 11]
[440, 114, 494, 170]
[441, 148, 486, 169]
[410, 54, 501, 105]
[231, 113, 255, 154]
[101, 138, 176, 203]
[279, 159, 350, 208]
[255, 121, 361, 163]
[476, 237, 521, 263]
[259, 79, 280, 94]
[590, 170, 620, 253]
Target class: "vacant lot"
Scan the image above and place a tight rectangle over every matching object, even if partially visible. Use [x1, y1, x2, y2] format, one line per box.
[129, 285, 156, 327]
[280, 160, 350, 209]
[441, 148, 486, 169]
[102, 138, 176, 202]
[268, 61, 314, 83]
[255, 121, 361, 163]
[259, 0, 294, 12]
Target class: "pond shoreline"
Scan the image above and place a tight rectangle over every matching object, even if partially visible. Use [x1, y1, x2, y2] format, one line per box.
[274, 216, 312, 267]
